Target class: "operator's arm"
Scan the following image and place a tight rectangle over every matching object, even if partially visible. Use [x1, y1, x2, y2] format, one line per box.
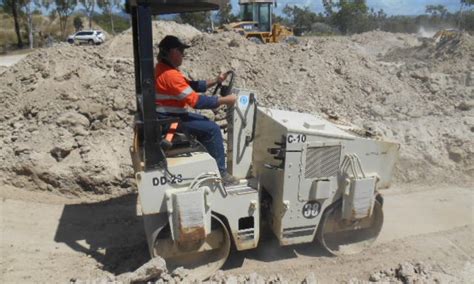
[194, 94, 236, 109]
[189, 80, 207, 92]
[165, 71, 235, 109]
[197, 71, 236, 108]
[216, 95, 236, 107]
[188, 72, 227, 91]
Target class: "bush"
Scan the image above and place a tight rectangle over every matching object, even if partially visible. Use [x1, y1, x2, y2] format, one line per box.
[310, 22, 339, 35]
[462, 10, 474, 32]
[73, 16, 84, 32]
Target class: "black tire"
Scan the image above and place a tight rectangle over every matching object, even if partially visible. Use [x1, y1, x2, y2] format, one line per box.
[284, 36, 299, 45]
[88, 39, 94, 45]
[67, 38, 74, 44]
[248, 37, 264, 44]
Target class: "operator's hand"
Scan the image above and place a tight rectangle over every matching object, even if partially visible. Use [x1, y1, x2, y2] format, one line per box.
[218, 94, 236, 107]
[216, 71, 231, 84]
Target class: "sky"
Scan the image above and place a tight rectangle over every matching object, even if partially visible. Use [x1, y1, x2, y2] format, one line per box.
[230, 0, 462, 16]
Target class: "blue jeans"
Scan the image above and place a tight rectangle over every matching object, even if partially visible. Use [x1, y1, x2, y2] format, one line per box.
[158, 112, 226, 174]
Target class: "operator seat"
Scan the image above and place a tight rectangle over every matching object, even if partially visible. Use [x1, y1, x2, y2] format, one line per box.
[133, 115, 206, 162]
[160, 121, 207, 157]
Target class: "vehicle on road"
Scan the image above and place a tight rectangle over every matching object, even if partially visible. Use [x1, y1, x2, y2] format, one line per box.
[67, 30, 105, 45]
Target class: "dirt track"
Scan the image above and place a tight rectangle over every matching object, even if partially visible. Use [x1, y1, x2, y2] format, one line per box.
[0, 53, 29, 67]
[1, 185, 472, 283]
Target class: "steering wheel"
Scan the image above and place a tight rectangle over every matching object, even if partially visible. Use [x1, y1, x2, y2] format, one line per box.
[212, 71, 234, 97]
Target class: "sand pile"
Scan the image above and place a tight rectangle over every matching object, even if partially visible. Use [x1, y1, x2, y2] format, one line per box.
[0, 43, 136, 194]
[183, 31, 473, 184]
[350, 30, 421, 57]
[0, 21, 472, 195]
[383, 31, 474, 64]
[106, 21, 201, 59]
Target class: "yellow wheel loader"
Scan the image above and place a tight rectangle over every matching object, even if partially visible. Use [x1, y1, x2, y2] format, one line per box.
[218, 0, 294, 43]
[127, 0, 398, 280]
[220, 21, 293, 44]
[433, 28, 461, 44]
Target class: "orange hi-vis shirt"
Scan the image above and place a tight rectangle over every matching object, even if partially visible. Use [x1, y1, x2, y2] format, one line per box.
[155, 62, 199, 113]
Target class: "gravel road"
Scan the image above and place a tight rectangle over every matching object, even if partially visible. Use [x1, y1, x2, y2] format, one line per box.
[1, 185, 472, 283]
[0, 53, 28, 67]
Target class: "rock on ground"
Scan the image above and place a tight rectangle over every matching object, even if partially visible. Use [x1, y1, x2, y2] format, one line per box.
[362, 261, 468, 283]
[115, 256, 167, 283]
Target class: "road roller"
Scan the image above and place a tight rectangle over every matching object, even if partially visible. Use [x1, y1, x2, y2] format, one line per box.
[127, 0, 398, 280]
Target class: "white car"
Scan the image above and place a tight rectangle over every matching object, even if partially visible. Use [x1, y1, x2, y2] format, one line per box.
[67, 30, 105, 45]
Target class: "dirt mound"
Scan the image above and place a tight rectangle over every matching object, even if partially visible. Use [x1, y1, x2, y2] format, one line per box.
[0, 43, 135, 195]
[383, 31, 474, 63]
[0, 22, 201, 195]
[351, 30, 421, 57]
[183, 31, 473, 184]
[106, 20, 201, 59]
[0, 23, 472, 195]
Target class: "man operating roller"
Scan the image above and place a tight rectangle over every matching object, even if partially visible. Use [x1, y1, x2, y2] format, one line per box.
[154, 35, 239, 186]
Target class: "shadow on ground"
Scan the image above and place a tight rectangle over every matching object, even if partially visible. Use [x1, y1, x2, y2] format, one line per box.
[223, 230, 333, 270]
[54, 194, 333, 275]
[54, 194, 149, 275]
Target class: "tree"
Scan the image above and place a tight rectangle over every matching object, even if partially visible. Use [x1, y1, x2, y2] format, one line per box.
[322, 0, 335, 17]
[51, 0, 78, 37]
[282, 5, 322, 35]
[425, 4, 448, 18]
[57, 0, 78, 37]
[79, 0, 95, 29]
[97, 0, 119, 34]
[92, 11, 129, 33]
[40, 0, 55, 20]
[326, 0, 371, 34]
[463, 9, 474, 30]
[176, 11, 211, 31]
[216, 0, 237, 25]
[273, 13, 291, 27]
[3, 0, 42, 49]
[73, 15, 83, 31]
[459, 0, 474, 28]
[19, 0, 43, 49]
[21, 1, 34, 49]
[3, 0, 24, 47]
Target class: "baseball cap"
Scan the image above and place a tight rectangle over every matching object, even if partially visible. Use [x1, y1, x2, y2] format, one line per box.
[158, 35, 191, 50]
